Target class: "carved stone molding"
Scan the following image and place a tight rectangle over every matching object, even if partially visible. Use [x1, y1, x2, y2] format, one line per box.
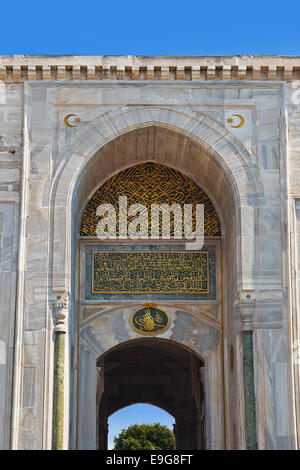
[234, 290, 256, 332]
[0, 57, 300, 82]
[52, 296, 69, 333]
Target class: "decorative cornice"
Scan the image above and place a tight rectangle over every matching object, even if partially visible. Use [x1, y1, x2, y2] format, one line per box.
[0, 55, 300, 82]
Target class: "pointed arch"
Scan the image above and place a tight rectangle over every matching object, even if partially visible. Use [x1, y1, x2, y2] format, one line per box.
[50, 106, 259, 293]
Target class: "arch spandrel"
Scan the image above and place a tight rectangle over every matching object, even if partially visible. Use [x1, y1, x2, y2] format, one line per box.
[80, 306, 221, 361]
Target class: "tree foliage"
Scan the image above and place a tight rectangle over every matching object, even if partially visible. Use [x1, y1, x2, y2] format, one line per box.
[113, 423, 176, 450]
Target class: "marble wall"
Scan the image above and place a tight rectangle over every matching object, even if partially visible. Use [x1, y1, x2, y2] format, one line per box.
[0, 83, 21, 449]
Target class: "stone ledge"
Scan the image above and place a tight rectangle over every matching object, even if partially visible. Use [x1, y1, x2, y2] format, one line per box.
[0, 56, 300, 82]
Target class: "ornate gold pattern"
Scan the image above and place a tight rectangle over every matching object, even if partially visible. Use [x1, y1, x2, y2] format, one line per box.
[80, 162, 221, 237]
[91, 250, 209, 294]
[131, 304, 170, 335]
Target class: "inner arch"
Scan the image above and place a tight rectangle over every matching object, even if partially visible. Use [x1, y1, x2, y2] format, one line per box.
[97, 338, 205, 450]
[72, 123, 241, 450]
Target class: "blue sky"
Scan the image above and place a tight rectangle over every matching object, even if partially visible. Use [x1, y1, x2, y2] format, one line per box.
[1, 0, 300, 56]
[108, 404, 175, 449]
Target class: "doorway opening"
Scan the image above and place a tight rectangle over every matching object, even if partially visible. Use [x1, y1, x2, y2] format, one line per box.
[108, 404, 175, 450]
[97, 339, 205, 450]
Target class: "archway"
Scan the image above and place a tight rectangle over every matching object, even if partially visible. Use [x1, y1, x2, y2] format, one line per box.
[75, 153, 224, 449]
[97, 339, 204, 450]
[56, 114, 257, 449]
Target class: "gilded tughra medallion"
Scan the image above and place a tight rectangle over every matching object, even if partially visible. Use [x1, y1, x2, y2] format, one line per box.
[131, 303, 170, 335]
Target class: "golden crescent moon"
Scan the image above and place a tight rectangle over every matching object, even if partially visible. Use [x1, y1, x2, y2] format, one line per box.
[231, 114, 245, 128]
[64, 114, 80, 128]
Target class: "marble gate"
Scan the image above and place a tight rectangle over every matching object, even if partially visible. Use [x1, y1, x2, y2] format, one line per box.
[2, 66, 296, 449]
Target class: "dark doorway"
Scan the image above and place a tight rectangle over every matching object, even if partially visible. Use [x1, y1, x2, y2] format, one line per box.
[97, 339, 205, 450]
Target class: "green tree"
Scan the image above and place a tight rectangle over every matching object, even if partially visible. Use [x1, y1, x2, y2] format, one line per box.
[113, 423, 176, 450]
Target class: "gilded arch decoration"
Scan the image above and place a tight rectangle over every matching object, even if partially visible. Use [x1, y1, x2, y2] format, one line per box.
[80, 162, 222, 237]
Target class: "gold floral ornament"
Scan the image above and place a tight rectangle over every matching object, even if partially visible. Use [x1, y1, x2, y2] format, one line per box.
[131, 304, 170, 335]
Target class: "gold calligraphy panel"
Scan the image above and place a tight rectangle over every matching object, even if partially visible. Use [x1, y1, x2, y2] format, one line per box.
[92, 251, 209, 294]
[81, 162, 221, 237]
